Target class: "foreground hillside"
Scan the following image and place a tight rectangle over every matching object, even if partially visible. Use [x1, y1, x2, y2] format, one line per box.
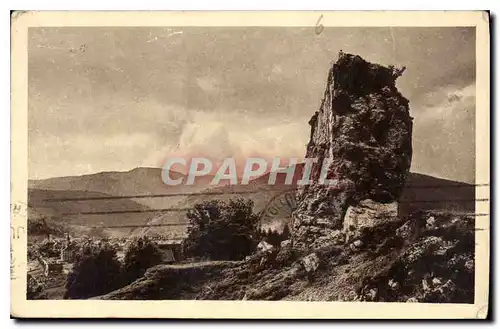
[99, 210, 474, 303]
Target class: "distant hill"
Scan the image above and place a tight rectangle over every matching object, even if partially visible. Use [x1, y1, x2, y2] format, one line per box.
[141, 182, 290, 236]
[144, 170, 475, 235]
[29, 167, 215, 209]
[399, 172, 475, 217]
[28, 167, 475, 238]
[28, 189, 153, 237]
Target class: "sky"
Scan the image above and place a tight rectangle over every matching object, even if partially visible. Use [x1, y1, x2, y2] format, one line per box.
[28, 27, 475, 183]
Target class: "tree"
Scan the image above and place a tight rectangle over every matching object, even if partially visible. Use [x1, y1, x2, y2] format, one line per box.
[281, 224, 291, 241]
[27, 274, 47, 300]
[183, 198, 260, 261]
[123, 237, 163, 284]
[260, 225, 291, 247]
[64, 241, 122, 299]
[266, 228, 281, 247]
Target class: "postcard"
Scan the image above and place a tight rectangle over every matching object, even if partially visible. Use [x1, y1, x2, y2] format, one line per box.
[11, 11, 490, 319]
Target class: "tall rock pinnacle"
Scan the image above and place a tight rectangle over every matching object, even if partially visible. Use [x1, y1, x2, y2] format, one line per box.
[292, 52, 413, 249]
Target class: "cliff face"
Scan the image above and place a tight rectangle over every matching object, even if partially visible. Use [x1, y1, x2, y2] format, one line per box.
[293, 52, 413, 248]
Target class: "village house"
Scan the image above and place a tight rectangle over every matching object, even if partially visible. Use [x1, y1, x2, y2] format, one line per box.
[38, 256, 63, 277]
[60, 245, 76, 263]
[60, 234, 77, 263]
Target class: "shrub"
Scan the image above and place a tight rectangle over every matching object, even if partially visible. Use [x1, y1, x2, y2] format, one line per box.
[123, 237, 163, 284]
[64, 241, 122, 299]
[37, 239, 61, 258]
[27, 274, 47, 300]
[183, 198, 260, 261]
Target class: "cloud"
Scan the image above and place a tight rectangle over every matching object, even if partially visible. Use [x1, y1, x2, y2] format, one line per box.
[411, 83, 475, 183]
[447, 93, 463, 103]
[141, 110, 308, 174]
[28, 27, 476, 182]
[29, 133, 157, 178]
[416, 84, 475, 123]
[195, 76, 220, 93]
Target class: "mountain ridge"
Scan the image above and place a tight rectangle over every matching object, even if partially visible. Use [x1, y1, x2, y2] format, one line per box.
[28, 167, 475, 239]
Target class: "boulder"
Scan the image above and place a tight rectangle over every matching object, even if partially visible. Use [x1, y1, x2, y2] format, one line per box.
[343, 199, 398, 234]
[300, 253, 320, 273]
[426, 216, 436, 228]
[280, 240, 291, 248]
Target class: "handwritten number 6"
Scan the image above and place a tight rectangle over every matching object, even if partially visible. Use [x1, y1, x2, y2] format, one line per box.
[315, 15, 324, 35]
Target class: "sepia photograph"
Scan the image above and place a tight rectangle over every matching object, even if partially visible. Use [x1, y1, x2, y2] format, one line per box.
[10, 11, 490, 319]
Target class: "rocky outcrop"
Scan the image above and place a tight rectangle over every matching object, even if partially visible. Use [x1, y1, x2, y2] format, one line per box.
[293, 52, 413, 248]
[351, 212, 475, 303]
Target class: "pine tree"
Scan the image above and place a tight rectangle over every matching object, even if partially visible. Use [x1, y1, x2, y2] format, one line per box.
[281, 225, 291, 241]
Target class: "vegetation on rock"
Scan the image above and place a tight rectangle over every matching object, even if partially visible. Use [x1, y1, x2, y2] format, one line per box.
[260, 225, 290, 247]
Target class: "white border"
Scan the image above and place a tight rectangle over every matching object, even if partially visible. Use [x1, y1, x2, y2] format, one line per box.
[9, 10, 490, 319]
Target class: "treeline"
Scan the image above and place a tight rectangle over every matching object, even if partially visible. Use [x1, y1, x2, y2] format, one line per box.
[28, 218, 66, 237]
[64, 236, 164, 299]
[28, 236, 166, 300]
[259, 225, 290, 247]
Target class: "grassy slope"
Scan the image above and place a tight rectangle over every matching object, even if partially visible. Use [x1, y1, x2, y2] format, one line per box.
[28, 189, 152, 237]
